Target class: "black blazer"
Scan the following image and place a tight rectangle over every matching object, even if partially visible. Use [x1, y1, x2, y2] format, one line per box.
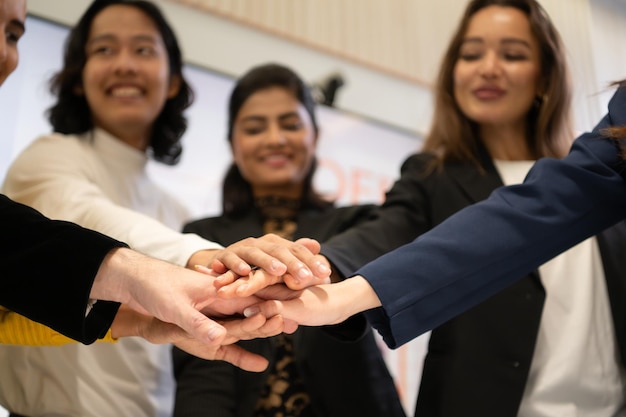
[323, 146, 626, 416]
[172, 205, 406, 417]
[0, 194, 123, 343]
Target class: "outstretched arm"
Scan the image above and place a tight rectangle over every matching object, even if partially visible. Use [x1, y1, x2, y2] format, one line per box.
[249, 87, 626, 349]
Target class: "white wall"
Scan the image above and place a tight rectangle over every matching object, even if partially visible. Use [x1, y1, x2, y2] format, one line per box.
[25, 0, 434, 136]
[24, 0, 626, 137]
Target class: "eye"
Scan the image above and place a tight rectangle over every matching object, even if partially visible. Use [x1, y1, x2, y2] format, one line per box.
[88, 45, 115, 56]
[458, 46, 483, 61]
[283, 122, 303, 131]
[243, 127, 264, 135]
[458, 52, 481, 61]
[502, 52, 528, 61]
[136, 46, 156, 56]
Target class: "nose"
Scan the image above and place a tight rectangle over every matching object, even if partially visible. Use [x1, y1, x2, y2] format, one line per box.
[264, 123, 287, 146]
[112, 49, 138, 74]
[478, 51, 501, 78]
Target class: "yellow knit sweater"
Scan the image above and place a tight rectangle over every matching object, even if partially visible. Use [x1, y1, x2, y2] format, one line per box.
[0, 306, 115, 346]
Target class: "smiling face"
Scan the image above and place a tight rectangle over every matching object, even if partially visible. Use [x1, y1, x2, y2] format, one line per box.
[453, 5, 541, 131]
[80, 4, 180, 150]
[231, 86, 317, 198]
[0, 0, 26, 87]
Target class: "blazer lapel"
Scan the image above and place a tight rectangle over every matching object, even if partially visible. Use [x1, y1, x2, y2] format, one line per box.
[447, 145, 504, 203]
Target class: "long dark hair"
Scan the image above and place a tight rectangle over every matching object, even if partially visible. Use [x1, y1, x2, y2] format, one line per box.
[422, 0, 572, 169]
[47, 0, 193, 165]
[222, 63, 331, 217]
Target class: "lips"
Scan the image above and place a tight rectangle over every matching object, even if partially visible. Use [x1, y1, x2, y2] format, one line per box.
[261, 153, 292, 167]
[473, 86, 505, 100]
[108, 85, 143, 98]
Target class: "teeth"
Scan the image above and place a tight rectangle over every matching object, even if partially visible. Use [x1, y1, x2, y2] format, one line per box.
[265, 154, 288, 161]
[111, 87, 141, 97]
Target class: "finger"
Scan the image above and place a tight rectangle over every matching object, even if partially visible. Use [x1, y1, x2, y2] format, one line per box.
[172, 339, 270, 372]
[175, 306, 228, 344]
[211, 249, 259, 277]
[214, 269, 238, 287]
[283, 319, 299, 334]
[282, 264, 331, 290]
[254, 283, 301, 301]
[243, 299, 283, 320]
[220, 313, 284, 343]
[216, 344, 270, 372]
[193, 264, 217, 276]
[293, 237, 321, 254]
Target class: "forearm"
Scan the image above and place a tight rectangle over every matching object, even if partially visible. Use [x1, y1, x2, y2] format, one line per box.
[360, 131, 626, 348]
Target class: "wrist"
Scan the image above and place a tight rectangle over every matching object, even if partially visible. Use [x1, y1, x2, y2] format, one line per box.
[341, 275, 381, 317]
[91, 247, 138, 305]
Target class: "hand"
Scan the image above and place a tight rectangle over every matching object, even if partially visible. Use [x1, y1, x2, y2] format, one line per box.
[200, 235, 333, 296]
[92, 248, 258, 347]
[213, 235, 331, 287]
[111, 306, 294, 372]
[243, 276, 383, 326]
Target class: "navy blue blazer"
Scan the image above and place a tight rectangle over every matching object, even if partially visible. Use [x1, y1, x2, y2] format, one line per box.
[0, 195, 123, 343]
[323, 140, 626, 416]
[358, 86, 626, 349]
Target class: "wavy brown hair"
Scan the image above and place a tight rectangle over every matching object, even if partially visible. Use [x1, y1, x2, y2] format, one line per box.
[47, 0, 193, 165]
[422, 0, 573, 169]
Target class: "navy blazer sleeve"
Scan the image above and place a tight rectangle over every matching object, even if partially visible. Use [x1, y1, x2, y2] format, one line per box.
[360, 86, 626, 349]
[0, 195, 124, 344]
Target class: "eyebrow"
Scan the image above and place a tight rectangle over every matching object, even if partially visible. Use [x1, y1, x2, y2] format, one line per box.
[87, 33, 159, 45]
[240, 112, 301, 123]
[461, 37, 532, 49]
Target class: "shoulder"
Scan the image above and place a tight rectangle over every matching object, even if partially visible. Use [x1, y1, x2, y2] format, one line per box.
[400, 152, 438, 172]
[10, 132, 92, 168]
[23, 132, 87, 154]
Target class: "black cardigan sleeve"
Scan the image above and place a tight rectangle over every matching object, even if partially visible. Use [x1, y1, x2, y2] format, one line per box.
[0, 194, 125, 344]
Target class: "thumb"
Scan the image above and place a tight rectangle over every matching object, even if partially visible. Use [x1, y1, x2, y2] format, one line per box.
[176, 307, 227, 345]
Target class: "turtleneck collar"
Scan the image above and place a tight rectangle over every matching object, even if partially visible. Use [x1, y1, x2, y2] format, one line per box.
[85, 127, 149, 174]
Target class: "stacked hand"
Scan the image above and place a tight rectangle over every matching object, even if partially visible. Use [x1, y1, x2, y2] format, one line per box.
[92, 234, 337, 372]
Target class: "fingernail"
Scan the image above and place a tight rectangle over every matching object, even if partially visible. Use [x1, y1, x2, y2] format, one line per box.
[298, 267, 312, 280]
[316, 262, 330, 275]
[207, 327, 222, 341]
[236, 284, 249, 294]
[271, 259, 282, 273]
[244, 306, 260, 317]
[194, 265, 211, 273]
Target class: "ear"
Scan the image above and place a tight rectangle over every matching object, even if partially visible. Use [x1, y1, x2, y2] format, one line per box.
[167, 74, 182, 98]
[73, 84, 84, 96]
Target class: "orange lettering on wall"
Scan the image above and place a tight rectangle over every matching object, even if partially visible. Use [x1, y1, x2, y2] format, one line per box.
[317, 158, 393, 204]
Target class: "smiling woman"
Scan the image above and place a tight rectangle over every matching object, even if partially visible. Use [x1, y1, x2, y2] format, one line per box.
[80, 5, 182, 151]
[301, 0, 626, 416]
[171, 63, 406, 417]
[0, 1, 224, 416]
